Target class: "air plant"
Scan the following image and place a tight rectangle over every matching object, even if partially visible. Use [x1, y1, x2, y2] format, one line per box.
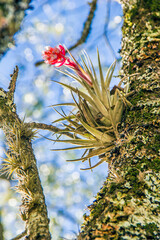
[42, 45, 131, 170]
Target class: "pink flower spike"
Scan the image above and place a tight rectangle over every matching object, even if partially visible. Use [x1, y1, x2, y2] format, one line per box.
[42, 44, 93, 86]
[58, 44, 65, 55]
[42, 45, 67, 66]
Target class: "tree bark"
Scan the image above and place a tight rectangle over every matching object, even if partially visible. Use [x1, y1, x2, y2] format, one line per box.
[78, 0, 160, 239]
[0, 210, 4, 240]
[0, 67, 51, 239]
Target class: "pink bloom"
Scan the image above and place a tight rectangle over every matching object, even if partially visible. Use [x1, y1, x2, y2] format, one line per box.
[42, 44, 92, 86]
[42, 45, 66, 67]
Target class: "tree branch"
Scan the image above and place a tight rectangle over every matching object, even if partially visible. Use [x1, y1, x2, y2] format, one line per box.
[35, 0, 98, 66]
[26, 122, 78, 139]
[103, 0, 118, 60]
[69, 0, 98, 50]
[7, 65, 18, 102]
[0, 67, 51, 239]
[0, 210, 4, 240]
[11, 230, 27, 240]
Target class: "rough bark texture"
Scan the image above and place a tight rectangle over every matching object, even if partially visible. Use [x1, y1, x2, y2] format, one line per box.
[0, 68, 51, 239]
[0, 0, 31, 59]
[78, 0, 160, 239]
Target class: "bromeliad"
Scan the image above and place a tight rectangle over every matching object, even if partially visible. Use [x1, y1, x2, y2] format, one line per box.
[42, 44, 131, 170]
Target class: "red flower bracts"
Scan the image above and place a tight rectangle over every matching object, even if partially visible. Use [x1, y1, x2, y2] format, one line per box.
[42, 44, 92, 86]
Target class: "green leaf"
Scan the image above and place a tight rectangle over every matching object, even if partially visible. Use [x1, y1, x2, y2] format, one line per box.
[70, 91, 84, 119]
[78, 95, 98, 127]
[97, 48, 114, 110]
[52, 145, 95, 151]
[83, 50, 99, 87]
[56, 68, 82, 84]
[105, 60, 116, 89]
[117, 89, 132, 107]
[49, 103, 75, 107]
[56, 124, 96, 139]
[97, 49, 105, 93]
[82, 80, 111, 119]
[67, 145, 113, 162]
[80, 55, 101, 99]
[53, 80, 97, 109]
[78, 118, 114, 142]
[80, 159, 105, 170]
[52, 115, 75, 124]
[113, 99, 124, 125]
[110, 89, 118, 108]
[51, 138, 103, 146]
[82, 51, 92, 71]
[52, 106, 81, 128]
[79, 55, 90, 74]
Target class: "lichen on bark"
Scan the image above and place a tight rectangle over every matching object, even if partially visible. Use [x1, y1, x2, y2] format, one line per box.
[78, 0, 160, 239]
[0, 67, 51, 239]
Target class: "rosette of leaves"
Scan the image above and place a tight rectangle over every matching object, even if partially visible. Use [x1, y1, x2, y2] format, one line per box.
[45, 48, 131, 170]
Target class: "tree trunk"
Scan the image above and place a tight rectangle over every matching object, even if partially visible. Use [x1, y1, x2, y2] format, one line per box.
[78, 0, 160, 239]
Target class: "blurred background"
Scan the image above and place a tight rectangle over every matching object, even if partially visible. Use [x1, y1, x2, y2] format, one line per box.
[0, 0, 123, 239]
